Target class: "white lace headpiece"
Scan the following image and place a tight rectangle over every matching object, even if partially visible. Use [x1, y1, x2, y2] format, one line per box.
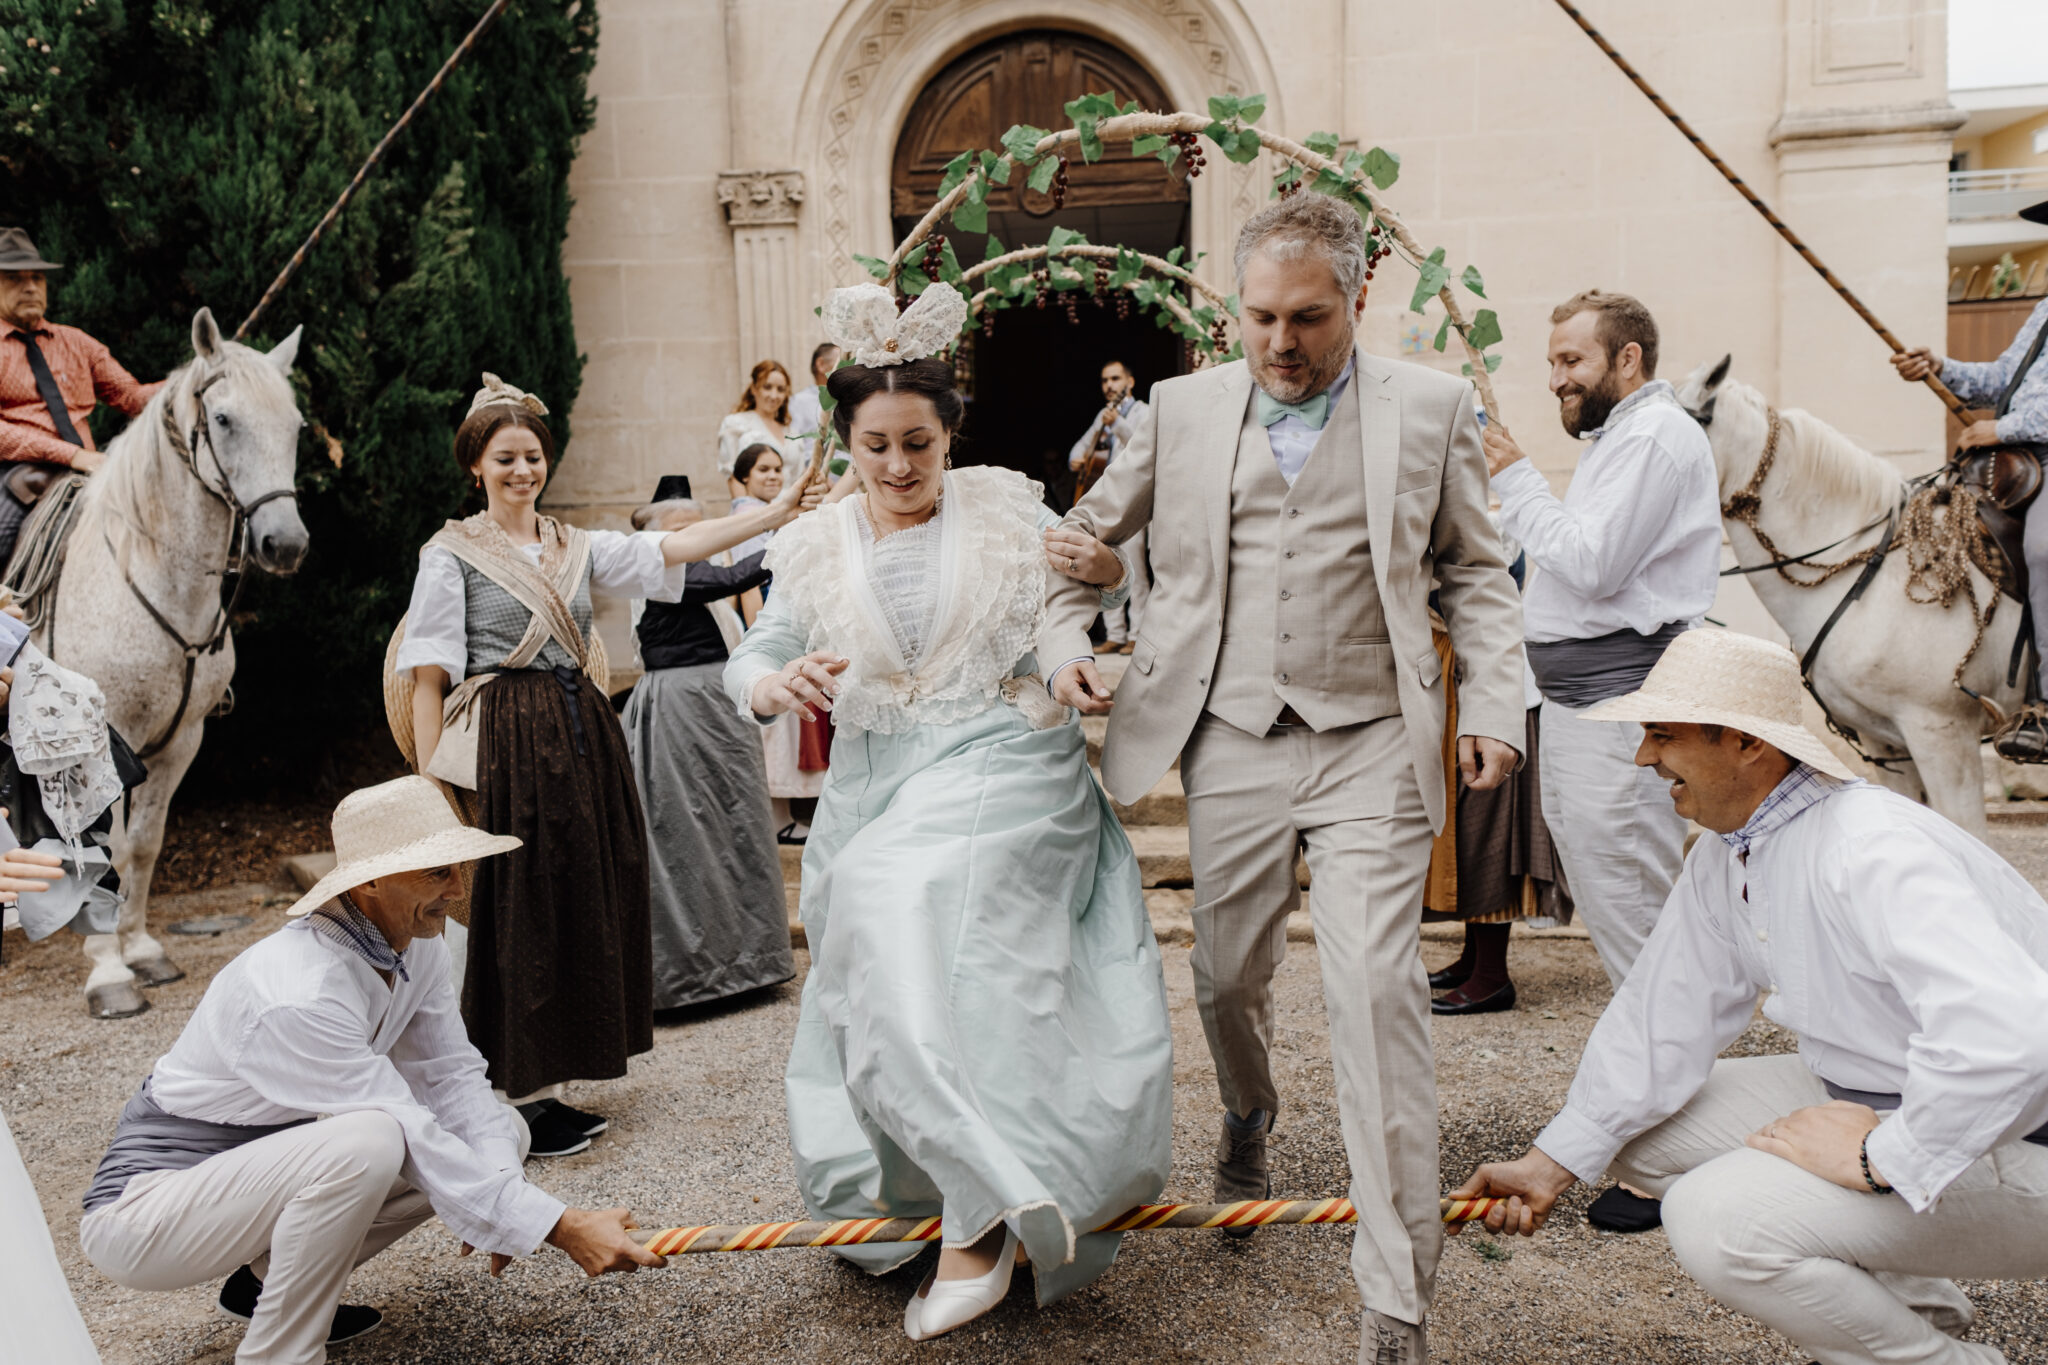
[821, 282, 968, 368]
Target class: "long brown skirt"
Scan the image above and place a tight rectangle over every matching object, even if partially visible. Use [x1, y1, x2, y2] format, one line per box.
[464, 667, 654, 1097]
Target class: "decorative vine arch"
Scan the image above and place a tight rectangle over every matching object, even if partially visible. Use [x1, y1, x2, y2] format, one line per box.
[793, 0, 1284, 302]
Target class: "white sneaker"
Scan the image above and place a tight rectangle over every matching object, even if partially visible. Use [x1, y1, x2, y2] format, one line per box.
[903, 1226, 1020, 1341]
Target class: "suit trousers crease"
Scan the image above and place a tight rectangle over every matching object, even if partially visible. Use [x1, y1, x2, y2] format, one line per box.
[1182, 712, 1441, 1324]
[1611, 1054, 2048, 1365]
[78, 1110, 438, 1365]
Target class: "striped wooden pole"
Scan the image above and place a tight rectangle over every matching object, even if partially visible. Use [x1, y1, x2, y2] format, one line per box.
[628, 1196, 1505, 1256]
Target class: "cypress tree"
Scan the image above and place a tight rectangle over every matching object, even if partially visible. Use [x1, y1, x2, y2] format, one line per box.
[0, 0, 596, 782]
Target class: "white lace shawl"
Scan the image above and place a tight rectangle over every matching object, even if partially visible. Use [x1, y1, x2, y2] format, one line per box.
[761, 466, 1055, 734]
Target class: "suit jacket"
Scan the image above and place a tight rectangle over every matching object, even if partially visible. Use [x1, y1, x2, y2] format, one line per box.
[1044, 347, 1526, 831]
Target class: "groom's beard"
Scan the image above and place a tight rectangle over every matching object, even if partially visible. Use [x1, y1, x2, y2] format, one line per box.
[1249, 324, 1353, 405]
[1557, 367, 1626, 437]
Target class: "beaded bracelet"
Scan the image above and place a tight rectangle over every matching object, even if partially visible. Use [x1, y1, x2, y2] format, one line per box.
[1859, 1133, 1894, 1195]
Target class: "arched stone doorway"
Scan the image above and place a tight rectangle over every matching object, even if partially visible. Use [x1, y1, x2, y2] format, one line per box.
[892, 29, 1190, 500]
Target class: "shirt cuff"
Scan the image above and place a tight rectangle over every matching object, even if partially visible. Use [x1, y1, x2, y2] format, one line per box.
[502, 1185, 570, 1258]
[1532, 1105, 1629, 1185]
[732, 664, 782, 725]
[1860, 1113, 1946, 1214]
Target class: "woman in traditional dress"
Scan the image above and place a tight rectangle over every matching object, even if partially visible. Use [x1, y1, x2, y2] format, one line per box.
[726, 442, 785, 593]
[621, 477, 794, 1012]
[717, 359, 808, 496]
[724, 283, 1173, 1341]
[397, 376, 818, 1157]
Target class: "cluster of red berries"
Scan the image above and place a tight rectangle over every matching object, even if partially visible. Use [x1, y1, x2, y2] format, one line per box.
[1093, 265, 1111, 306]
[1050, 156, 1071, 210]
[921, 233, 946, 279]
[1276, 174, 1301, 198]
[1364, 231, 1391, 282]
[1209, 317, 1230, 351]
[1167, 130, 1206, 180]
[1032, 267, 1051, 308]
[1061, 288, 1082, 324]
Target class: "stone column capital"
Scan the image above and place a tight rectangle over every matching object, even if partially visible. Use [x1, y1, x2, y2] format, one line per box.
[717, 170, 806, 227]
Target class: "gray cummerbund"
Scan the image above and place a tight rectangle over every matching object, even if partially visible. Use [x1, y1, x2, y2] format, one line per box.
[1823, 1080, 2048, 1148]
[1526, 621, 1690, 709]
[83, 1075, 312, 1212]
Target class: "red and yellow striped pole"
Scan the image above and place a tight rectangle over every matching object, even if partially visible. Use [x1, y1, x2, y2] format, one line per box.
[630, 1196, 1504, 1256]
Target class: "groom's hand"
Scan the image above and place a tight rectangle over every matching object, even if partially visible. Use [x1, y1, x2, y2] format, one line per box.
[1052, 660, 1115, 715]
[1458, 735, 1520, 791]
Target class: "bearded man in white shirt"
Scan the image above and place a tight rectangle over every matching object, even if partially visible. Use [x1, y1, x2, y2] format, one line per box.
[1452, 629, 2048, 1365]
[1480, 291, 1720, 995]
[78, 777, 664, 1365]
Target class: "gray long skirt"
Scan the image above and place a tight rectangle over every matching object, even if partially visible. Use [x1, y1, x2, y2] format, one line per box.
[622, 663, 795, 1009]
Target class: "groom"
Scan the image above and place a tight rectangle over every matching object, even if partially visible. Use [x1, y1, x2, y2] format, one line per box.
[1045, 193, 1526, 1362]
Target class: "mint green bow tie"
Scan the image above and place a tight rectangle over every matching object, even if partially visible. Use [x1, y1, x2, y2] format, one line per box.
[1255, 389, 1330, 430]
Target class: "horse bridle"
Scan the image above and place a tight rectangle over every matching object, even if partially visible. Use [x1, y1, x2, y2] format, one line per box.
[113, 362, 301, 759]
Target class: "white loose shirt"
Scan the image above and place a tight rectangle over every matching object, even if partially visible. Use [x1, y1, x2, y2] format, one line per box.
[1492, 380, 1720, 643]
[1067, 395, 1149, 471]
[1534, 783, 2048, 1212]
[393, 530, 685, 683]
[147, 924, 567, 1256]
[788, 385, 826, 443]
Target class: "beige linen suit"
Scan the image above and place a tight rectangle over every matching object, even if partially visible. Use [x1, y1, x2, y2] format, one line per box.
[1046, 348, 1524, 1324]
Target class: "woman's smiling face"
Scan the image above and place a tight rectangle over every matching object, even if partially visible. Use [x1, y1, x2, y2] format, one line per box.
[848, 391, 947, 520]
[478, 425, 548, 508]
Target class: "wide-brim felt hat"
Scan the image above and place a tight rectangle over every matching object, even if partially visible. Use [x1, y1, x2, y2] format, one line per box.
[2022, 198, 2048, 227]
[0, 228, 62, 271]
[650, 475, 692, 502]
[284, 774, 522, 917]
[1581, 628, 1855, 780]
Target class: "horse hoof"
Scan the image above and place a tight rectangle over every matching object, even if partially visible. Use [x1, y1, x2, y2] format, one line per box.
[130, 957, 186, 988]
[87, 982, 151, 1020]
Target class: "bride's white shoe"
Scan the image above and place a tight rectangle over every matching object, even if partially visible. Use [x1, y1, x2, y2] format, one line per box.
[903, 1226, 1020, 1342]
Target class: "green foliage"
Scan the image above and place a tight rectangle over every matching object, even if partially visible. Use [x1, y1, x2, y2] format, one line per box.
[1410, 246, 1452, 315]
[1000, 122, 1052, 166]
[1466, 308, 1503, 351]
[0, 0, 596, 781]
[854, 253, 893, 281]
[1462, 264, 1487, 298]
[1361, 145, 1401, 190]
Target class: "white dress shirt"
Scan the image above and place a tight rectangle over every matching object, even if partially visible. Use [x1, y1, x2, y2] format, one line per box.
[788, 385, 826, 442]
[393, 530, 685, 682]
[1262, 361, 1353, 486]
[1534, 781, 2048, 1212]
[148, 925, 567, 1256]
[1067, 395, 1148, 470]
[1493, 380, 1720, 643]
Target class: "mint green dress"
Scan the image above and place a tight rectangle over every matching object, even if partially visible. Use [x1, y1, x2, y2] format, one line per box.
[723, 467, 1172, 1304]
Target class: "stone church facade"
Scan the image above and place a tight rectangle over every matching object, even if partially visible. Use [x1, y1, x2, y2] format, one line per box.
[554, 0, 1961, 651]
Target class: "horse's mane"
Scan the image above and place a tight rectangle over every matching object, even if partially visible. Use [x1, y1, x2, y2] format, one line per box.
[1722, 380, 1901, 524]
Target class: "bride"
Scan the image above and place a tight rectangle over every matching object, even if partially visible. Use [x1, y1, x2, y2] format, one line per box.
[724, 282, 1173, 1340]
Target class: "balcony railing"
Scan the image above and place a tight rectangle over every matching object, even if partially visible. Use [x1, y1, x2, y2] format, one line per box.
[1949, 167, 2048, 222]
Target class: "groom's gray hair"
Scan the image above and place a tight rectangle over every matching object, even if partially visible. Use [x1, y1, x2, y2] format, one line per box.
[1233, 194, 1368, 301]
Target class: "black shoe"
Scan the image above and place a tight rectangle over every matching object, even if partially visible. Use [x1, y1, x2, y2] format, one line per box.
[1426, 963, 1473, 992]
[1431, 981, 1516, 1015]
[525, 1106, 593, 1158]
[218, 1266, 385, 1345]
[1586, 1185, 1662, 1233]
[776, 822, 809, 846]
[1995, 707, 2048, 762]
[543, 1098, 609, 1137]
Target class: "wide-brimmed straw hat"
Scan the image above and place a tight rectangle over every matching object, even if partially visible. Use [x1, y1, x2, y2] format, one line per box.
[1581, 629, 1854, 780]
[284, 774, 522, 917]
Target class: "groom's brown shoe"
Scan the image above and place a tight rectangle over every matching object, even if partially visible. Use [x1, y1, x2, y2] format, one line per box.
[1214, 1109, 1273, 1238]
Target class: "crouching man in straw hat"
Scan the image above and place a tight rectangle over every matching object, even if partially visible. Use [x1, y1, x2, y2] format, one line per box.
[1450, 629, 2048, 1364]
[77, 775, 665, 1364]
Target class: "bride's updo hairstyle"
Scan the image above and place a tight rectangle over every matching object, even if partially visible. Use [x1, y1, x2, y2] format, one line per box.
[826, 357, 965, 449]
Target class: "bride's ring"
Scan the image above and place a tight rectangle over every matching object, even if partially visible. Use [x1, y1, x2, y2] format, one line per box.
[1067, 557, 1077, 572]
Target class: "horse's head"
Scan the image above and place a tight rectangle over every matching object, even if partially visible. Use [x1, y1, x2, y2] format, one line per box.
[184, 307, 309, 575]
[1675, 353, 1771, 502]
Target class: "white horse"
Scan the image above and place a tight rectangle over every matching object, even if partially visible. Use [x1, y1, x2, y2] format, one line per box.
[40, 308, 308, 1018]
[1675, 356, 2020, 834]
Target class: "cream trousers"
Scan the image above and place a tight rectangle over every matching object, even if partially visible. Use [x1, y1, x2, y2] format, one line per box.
[1181, 711, 1440, 1326]
[79, 1111, 443, 1365]
[1536, 696, 1688, 986]
[1611, 1055, 2048, 1365]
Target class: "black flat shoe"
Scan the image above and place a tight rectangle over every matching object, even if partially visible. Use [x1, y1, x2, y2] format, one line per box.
[1426, 963, 1473, 992]
[543, 1098, 609, 1137]
[525, 1107, 593, 1158]
[218, 1265, 384, 1345]
[776, 822, 808, 846]
[1586, 1185, 1662, 1233]
[1431, 981, 1516, 1015]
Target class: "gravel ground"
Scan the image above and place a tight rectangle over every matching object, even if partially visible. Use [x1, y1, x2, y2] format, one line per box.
[8, 828, 2048, 1364]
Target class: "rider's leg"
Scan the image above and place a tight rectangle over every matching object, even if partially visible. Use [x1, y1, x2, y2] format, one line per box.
[2024, 493, 2048, 696]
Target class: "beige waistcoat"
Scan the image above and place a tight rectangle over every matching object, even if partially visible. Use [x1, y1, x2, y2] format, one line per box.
[1205, 379, 1399, 735]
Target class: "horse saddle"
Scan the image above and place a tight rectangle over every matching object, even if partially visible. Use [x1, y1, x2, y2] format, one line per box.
[1949, 442, 2045, 606]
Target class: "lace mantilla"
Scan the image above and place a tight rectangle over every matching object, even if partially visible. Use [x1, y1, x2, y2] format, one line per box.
[820, 283, 968, 368]
[763, 466, 1055, 734]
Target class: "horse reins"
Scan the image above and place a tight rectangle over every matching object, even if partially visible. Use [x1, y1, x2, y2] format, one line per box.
[101, 364, 299, 759]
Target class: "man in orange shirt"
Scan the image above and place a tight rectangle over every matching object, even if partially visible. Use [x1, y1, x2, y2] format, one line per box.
[0, 228, 163, 567]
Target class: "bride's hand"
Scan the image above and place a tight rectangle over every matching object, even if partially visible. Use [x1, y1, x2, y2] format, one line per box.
[1042, 527, 1122, 586]
[751, 652, 849, 721]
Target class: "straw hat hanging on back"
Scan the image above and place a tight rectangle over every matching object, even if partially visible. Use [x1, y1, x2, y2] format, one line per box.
[1581, 629, 1855, 780]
